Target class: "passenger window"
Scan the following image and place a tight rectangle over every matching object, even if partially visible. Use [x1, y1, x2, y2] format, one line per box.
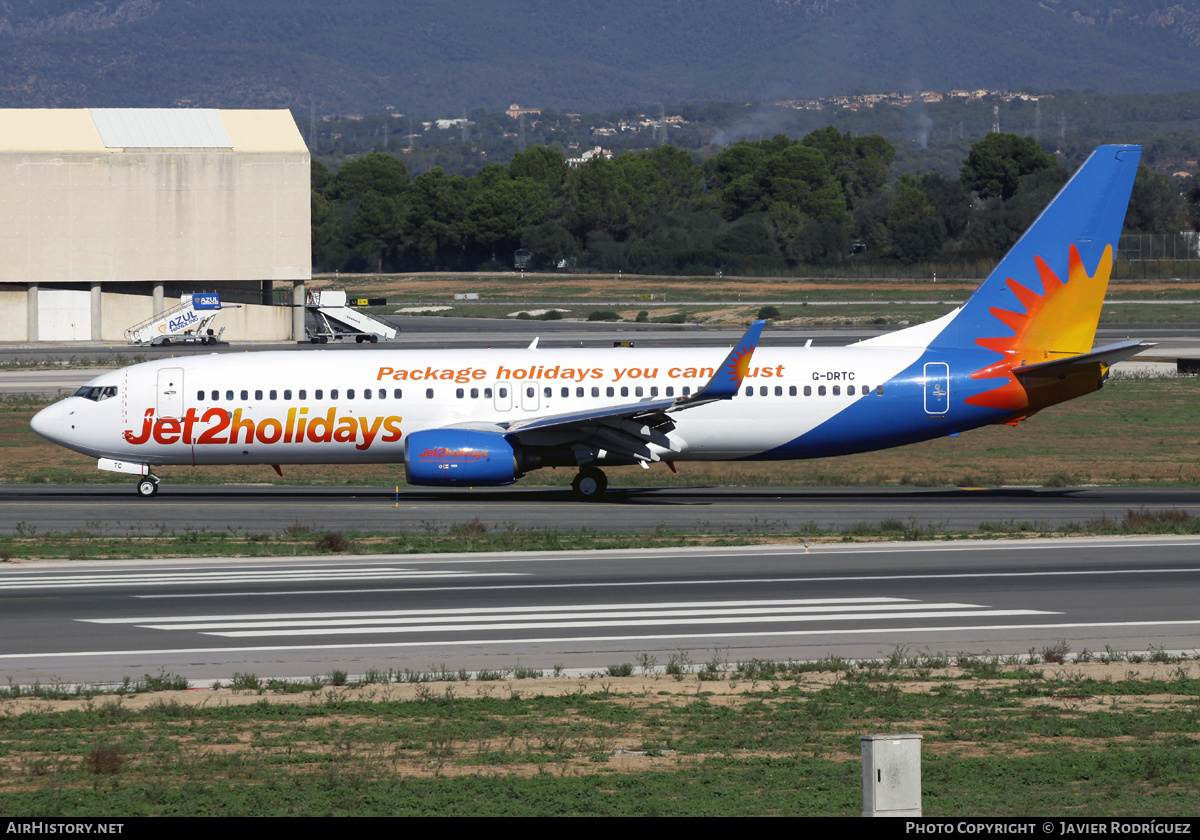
[818, 385, 826, 396]
[456, 388, 464, 398]
[270, 390, 277, 400]
[760, 386, 768, 397]
[545, 387, 552, 398]
[606, 387, 614, 397]
[299, 390, 307, 400]
[592, 387, 600, 397]
[775, 386, 782, 396]
[364, 389, 372, 399]
[470, 388, 479, 399]
[315, 389, 323, 400]
[284, 390, 292, 400]
[255, 390, 263, 401]
[847, 385, 855, 396]
[635, 386, 643, 397]
[378, 389, 385, 399]
[576, 387, 584, 398]
[331, 389, 339, 400]
[561, 387, 569, 398]
[620, 386, 629, 397]
[526, 386, 534, 399]
[498, 387, 507, 398]
[832, 385, 840, 396]
[426, 388, 434, 399]
[666, 386, 674, 397]
[745, 386, 753, 397]
[241, 390, 249, 401]
[804, 386, 812, 396]
[484, 388, 492, 398]
[197, 390, 205, 401]
[789, 386, 797, 396]
[226, 390, 234, 401]
[349, 389, 357, 399]
[682, 386, 691, 396]
[650, 386, 658, 397]
[394, 389, 403, 399]
[876, 385, 885, 395]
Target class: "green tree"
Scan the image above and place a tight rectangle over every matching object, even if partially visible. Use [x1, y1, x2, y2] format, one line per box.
[350, 190, 403, 271]
[888, 175, 945, 264]
[960, 133, 1057, 201]
[326, 152, 410, 202]
[1124, 166, 1184, 233]
[509, 145, 570, 194]
[403, 167, 472, 266]
[310, 190, 342, 268]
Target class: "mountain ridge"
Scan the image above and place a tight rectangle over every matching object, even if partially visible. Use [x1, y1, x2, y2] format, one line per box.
[1, 1, 1198, 113]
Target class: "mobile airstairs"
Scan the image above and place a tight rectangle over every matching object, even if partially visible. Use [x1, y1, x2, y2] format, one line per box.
[125, 293, 225, 346]
[305, 290, 397, 343]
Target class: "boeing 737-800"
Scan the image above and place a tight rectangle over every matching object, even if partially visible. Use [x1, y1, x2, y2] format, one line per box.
[32, 145, 1148, 499]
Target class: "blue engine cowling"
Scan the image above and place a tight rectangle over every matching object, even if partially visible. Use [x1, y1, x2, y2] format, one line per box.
[403, 429, 518, 487]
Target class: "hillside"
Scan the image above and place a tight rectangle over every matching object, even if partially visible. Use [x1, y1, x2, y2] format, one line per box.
[1, 1, 1199, 113]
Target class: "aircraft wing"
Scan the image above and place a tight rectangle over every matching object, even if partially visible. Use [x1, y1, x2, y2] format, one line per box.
[1011, 339, 1154, 378]
[501, 320, 767, 466]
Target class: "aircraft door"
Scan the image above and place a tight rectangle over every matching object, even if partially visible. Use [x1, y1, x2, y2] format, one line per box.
[923, 362, 949, 415]
[494, 381, 512, 412]
[521, 380, 540, 412]
[157, 368, 184, 419]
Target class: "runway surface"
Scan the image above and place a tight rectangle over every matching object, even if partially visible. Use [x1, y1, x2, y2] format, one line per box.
[0, 537, 1196, 684]
[5, 484, 1200, 535]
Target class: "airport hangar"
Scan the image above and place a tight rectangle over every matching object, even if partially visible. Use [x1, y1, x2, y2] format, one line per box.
[0, 108, 310, 343]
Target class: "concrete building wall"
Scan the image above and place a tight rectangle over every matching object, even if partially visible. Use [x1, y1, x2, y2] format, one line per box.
[0, 109, 309, 342]
[0, 150, 309, 286]
[0, 287, 28, 341]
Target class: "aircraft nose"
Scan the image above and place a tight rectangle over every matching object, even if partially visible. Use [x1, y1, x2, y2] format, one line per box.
[30, 402, 64, 443]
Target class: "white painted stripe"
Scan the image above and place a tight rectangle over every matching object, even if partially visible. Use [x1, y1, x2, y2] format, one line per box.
[202, 609, 1053, 638]
[80, 597, 913, 624]
[4, 618, 1197, 661]
[139, 601, 978, 631]
[0, 571, 520, 589]
[133, 567, 1200, 599]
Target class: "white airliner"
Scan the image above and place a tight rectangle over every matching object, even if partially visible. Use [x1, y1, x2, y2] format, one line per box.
[32, 145, 1148, 499]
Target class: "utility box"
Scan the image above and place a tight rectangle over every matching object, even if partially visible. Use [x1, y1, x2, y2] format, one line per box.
[861, 733, 922, 817]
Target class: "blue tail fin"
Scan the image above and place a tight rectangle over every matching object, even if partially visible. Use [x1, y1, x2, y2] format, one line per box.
[934, 144, 1141, 356]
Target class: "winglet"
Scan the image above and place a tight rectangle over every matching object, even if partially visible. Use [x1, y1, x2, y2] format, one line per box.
[676, 319, 766, 406]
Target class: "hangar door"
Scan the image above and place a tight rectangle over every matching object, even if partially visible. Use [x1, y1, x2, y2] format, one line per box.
[37, 289, 91, 341]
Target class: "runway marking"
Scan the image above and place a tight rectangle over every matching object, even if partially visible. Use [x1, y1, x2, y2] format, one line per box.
[6, 619, 1200, 661]
[135, 566, 1200, 599]
[82, 596, 915, 624]
[78, 597, 1056, 639]
[0, 568, 524, 589]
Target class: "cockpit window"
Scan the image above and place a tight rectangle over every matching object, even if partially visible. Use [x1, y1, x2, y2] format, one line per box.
[73, 385, 118, 402]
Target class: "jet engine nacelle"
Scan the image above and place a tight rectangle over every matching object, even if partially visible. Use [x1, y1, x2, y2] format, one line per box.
[403, 429, 518, 487]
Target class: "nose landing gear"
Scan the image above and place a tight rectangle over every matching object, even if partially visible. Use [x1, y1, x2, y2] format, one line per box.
[136, 475, 160, 497]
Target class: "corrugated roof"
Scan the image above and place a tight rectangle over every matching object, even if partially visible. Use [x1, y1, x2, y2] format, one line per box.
[90, 108, 234, 148]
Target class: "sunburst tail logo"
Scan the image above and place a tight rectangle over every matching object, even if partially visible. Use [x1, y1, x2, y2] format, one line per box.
[726, 346, 753, 388]
[966, 243, 1113, 411]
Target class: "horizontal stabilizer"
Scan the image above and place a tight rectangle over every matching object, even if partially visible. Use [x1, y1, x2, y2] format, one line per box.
[1011, 339, 1154, 377]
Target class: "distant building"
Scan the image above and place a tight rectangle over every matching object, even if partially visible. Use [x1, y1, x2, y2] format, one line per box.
[505, 104, 542, 119]
[0, 108, 309, 342]
[568, 146, 613, 167]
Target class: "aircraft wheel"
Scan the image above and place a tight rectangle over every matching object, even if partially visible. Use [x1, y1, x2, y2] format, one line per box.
[571, 467, 608, 500]
[136, 477, 159, 498]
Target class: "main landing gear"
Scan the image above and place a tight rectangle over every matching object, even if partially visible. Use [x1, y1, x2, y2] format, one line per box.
[571, 466, 608, 500]
[136, 475, 160, 498]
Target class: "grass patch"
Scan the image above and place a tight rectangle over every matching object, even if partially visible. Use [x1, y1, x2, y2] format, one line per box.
[0, 659, 1198, 815]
